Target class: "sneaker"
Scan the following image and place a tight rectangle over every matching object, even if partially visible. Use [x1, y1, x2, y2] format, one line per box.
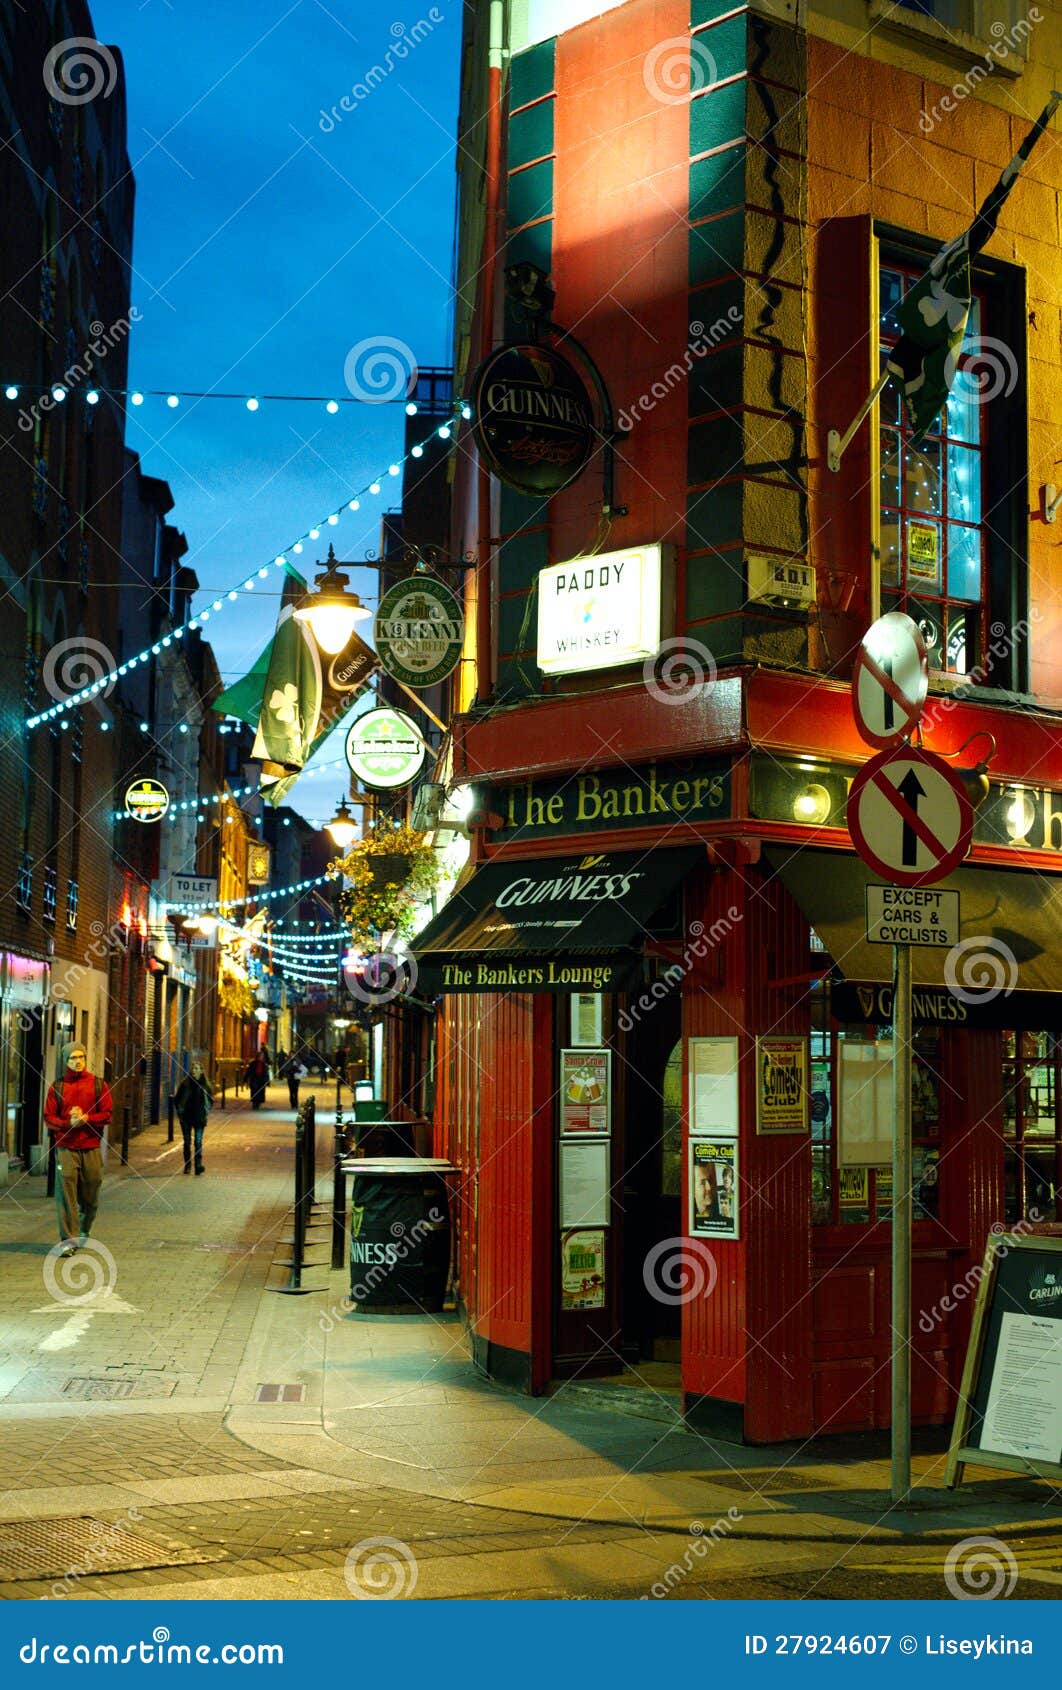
[58, 1242, 77, 1258]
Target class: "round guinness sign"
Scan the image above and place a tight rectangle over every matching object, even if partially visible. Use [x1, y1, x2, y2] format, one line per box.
[374, 577, 464, 688]
[124, 777, 170, 823]
[471, 342, 595, 497]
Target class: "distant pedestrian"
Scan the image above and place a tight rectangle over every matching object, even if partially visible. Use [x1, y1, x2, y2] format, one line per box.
[280, 1050, 307, 1110]
[244, 1050, 270, 1110]
[174, 1060, 213, 1175]
[44, 1043, 113, 1256]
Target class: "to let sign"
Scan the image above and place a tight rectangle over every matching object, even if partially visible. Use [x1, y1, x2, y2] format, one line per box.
[848, 746, 973, 888]
[866, 885, 960, 948]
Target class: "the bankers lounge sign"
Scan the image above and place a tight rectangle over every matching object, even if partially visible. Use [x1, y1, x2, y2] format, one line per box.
[537, 544, 671, 675]
[471, 342, 595, 497]
[482, 757, 730, 842]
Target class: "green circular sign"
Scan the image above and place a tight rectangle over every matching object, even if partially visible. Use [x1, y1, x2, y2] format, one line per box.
[124, 777, 170, 823]
[374, 577, 464, 688]
[345, 707, 426, 791]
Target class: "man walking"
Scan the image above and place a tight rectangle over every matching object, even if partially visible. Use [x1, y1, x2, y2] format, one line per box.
[44, 1043, 113, 1256]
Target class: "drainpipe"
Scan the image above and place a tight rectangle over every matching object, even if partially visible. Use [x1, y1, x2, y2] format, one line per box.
[475, 0, 505, 706]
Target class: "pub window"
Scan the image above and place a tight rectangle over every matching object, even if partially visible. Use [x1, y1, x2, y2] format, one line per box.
[878, 261, 988, 676]
[812, 982, 942, 1227]
[1002, 1032, 1061, 1222]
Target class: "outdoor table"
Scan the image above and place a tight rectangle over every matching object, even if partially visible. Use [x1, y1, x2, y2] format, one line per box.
[340, 1157, 458, 1312]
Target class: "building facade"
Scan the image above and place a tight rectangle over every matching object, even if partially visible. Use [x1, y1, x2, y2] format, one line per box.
[415, 0, 1062, 1440]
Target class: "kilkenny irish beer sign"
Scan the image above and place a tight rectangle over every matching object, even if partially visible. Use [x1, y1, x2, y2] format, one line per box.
[471, 342, 595, 497]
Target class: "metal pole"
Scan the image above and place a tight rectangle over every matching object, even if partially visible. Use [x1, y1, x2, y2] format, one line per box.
[892, 942, 913, 1504]
[332, 1066, 346, 1269]
[167, 1093, 175, 1143]
[121, 1104, 130, 1166]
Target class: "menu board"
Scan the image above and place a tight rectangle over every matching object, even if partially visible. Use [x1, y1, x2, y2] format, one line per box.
[947, 1234, 1062, 1488]
[560, 1049, 610, 1135]
[689, 1037, 739, 1136]
[837, 1038, 893, 1166]
[559, 1141, 610, 1228]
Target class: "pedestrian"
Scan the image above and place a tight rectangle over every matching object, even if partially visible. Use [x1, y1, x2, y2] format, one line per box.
[43, 1043, 113, 1257]
[243, 1049, 270, 1110]
[174, 1059, 213, 1175]
[280, 1050, 307, 1110]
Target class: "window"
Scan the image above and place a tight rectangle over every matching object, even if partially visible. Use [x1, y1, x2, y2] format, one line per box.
[1002, 1032, 1061, 1222]
[879, 261, 988, 675]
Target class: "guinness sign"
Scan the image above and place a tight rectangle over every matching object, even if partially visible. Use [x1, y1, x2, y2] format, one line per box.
[471, 342, 595, 497]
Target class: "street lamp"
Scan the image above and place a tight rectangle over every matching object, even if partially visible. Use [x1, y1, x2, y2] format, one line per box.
[293, 545, 371, 654]
[325, 798, 358, 850]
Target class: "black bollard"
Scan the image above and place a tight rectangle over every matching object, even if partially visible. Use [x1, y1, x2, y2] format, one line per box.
[167, 1093, 175, 1143]
[121, 1104, 130, 1165]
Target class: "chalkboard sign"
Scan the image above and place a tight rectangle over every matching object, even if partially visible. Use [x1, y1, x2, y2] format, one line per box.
[946, 1232, 1062, 1489]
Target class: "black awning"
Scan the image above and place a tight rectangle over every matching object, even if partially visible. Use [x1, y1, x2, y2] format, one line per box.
[767, 846, 1062, 1028]
[412, 846, 702, 994]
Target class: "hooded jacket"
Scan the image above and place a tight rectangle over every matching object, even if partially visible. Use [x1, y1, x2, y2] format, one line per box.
[44, 1063, 113, 1150]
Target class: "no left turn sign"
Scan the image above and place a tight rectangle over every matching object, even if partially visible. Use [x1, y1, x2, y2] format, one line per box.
[852, 611, 929, 750]
[847, 746, 973, 888]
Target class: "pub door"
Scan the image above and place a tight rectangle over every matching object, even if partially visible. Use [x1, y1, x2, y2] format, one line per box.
[622, 998, 684, 1363]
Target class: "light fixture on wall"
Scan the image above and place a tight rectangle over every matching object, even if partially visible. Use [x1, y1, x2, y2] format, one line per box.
[293, 546, 371, 654]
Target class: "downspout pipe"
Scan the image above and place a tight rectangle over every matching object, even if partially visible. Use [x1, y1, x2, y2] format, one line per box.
[475, 0, 505, 707]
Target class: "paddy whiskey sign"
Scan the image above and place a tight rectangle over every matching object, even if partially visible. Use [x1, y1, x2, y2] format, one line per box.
[537, 544, 672, 675]
[471, 342, 595, 497]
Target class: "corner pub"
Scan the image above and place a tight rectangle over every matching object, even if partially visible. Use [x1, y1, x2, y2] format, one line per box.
[396, 0, 1062, 1444]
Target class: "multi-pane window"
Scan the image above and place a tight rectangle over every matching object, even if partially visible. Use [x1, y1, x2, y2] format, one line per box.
[878, 262, 988, 676]
[1002, 1032, 1061, 1222]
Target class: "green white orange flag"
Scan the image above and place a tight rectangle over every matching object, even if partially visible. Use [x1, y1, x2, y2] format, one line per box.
[886, 93, 1061, 445]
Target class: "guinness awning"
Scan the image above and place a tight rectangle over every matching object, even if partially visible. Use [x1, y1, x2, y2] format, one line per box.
[412, 846, 702, 994]
[768, 848, 1062, 1029]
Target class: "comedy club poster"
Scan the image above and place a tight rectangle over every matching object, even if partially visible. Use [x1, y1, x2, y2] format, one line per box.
[689, 1140, 739, 1240]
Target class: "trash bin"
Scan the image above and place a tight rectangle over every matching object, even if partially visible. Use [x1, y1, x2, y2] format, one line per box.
[349, 1162, 451, 1313]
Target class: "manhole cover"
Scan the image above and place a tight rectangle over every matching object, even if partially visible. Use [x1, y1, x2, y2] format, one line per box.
[0, 1518, 220, 1583]
[255, 1383, 305, 1403]
[63, 1377, 177, 1400]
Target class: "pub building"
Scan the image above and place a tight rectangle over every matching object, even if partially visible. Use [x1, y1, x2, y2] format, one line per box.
[398, 0, 1062, 1442]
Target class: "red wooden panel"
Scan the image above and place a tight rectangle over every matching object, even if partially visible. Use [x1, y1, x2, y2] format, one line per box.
[812, 1263, 877, 1340]
[813, 1358, 880, 1433]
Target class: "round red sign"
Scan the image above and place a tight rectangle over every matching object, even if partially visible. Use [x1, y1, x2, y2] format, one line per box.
[847, 746, 973, 888]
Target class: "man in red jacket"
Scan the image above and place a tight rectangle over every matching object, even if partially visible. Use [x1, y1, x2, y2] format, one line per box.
[44, 1043, 113, 1256]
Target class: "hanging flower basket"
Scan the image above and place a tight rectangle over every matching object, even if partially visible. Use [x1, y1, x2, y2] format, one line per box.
[367, 853, 411, 887]
[330, 823, 440, 952]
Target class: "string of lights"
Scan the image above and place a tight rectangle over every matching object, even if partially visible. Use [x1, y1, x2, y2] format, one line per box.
[109, 756, 353, 822]
[26, 403, 469, 731]
[166, 872, 332, 914]
[3, 383, 468, 416]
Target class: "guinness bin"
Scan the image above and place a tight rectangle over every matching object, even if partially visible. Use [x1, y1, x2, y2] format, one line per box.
[349, 1164, 450, 1312]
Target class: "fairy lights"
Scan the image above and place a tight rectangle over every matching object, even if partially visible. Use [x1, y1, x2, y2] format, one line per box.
[27, 402, 467, 731]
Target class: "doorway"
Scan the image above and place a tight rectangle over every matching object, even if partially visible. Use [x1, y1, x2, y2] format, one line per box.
[623, 995, 683, 1363]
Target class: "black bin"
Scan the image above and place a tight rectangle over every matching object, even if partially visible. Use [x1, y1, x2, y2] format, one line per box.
[349, 1168, 450, 1312]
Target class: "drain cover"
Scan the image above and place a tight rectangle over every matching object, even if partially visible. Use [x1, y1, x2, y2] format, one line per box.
[255, 1383, 305, 1403]
[0, 1518, 219, 1583]
[63, 1377, 177, 1400]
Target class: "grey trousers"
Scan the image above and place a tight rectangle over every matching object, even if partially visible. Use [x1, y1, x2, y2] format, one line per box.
[55, 1147, 103, 1242]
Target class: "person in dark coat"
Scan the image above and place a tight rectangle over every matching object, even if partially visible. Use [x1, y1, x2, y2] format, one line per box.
[174, 1060, 214, 1174]
[280, 1050, 305, 1110]
[244, 1050, 270, 1110]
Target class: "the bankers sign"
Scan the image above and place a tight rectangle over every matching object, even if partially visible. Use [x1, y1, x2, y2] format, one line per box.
[471, 342, 595, 497]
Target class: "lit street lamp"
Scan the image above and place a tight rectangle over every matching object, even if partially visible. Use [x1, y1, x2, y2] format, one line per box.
[293, 545, 371, 654]
[325, 798, 358, 850]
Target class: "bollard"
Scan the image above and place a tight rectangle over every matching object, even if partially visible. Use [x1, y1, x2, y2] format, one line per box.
[331, 1117, 346, 1271]
[167, 1093, 175, 1143]
[221, 1077, 226, 1111]
[46, 1138, 56, 1198]
[121, 1104, 130, 1165]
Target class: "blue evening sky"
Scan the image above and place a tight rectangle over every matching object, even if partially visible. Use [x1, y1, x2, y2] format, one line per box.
[90, 0, 461, 822]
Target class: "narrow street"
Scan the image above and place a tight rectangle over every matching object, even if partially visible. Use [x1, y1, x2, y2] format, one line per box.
[1, 1088, 1059, 1602]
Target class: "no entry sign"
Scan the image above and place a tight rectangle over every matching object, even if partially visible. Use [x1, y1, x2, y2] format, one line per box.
[852, 611, 928, 749]
[848, 746, 973, 887]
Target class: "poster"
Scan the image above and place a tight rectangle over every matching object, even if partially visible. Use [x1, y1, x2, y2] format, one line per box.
[560, 1141, 610, 1227]
[689, 1037, 739, 1136]
[560, 1049, 610, 1135]
[838, 1166, 868, 1210]
[906, 518, 940, 586]
[560, 1229, 606, 1310]
[981, 1313, 1062, 1466]
[756, 1037, 809, 1133]
[689, 1140, 739, 1240]
[838, 1038, 893, 1166]
[570, 993, 603, 1046]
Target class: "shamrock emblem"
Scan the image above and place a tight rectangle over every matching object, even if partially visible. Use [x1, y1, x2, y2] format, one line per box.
[269, 683, 301, 726]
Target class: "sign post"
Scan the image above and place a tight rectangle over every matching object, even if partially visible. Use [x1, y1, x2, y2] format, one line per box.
[847, 612, 971, 1503]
